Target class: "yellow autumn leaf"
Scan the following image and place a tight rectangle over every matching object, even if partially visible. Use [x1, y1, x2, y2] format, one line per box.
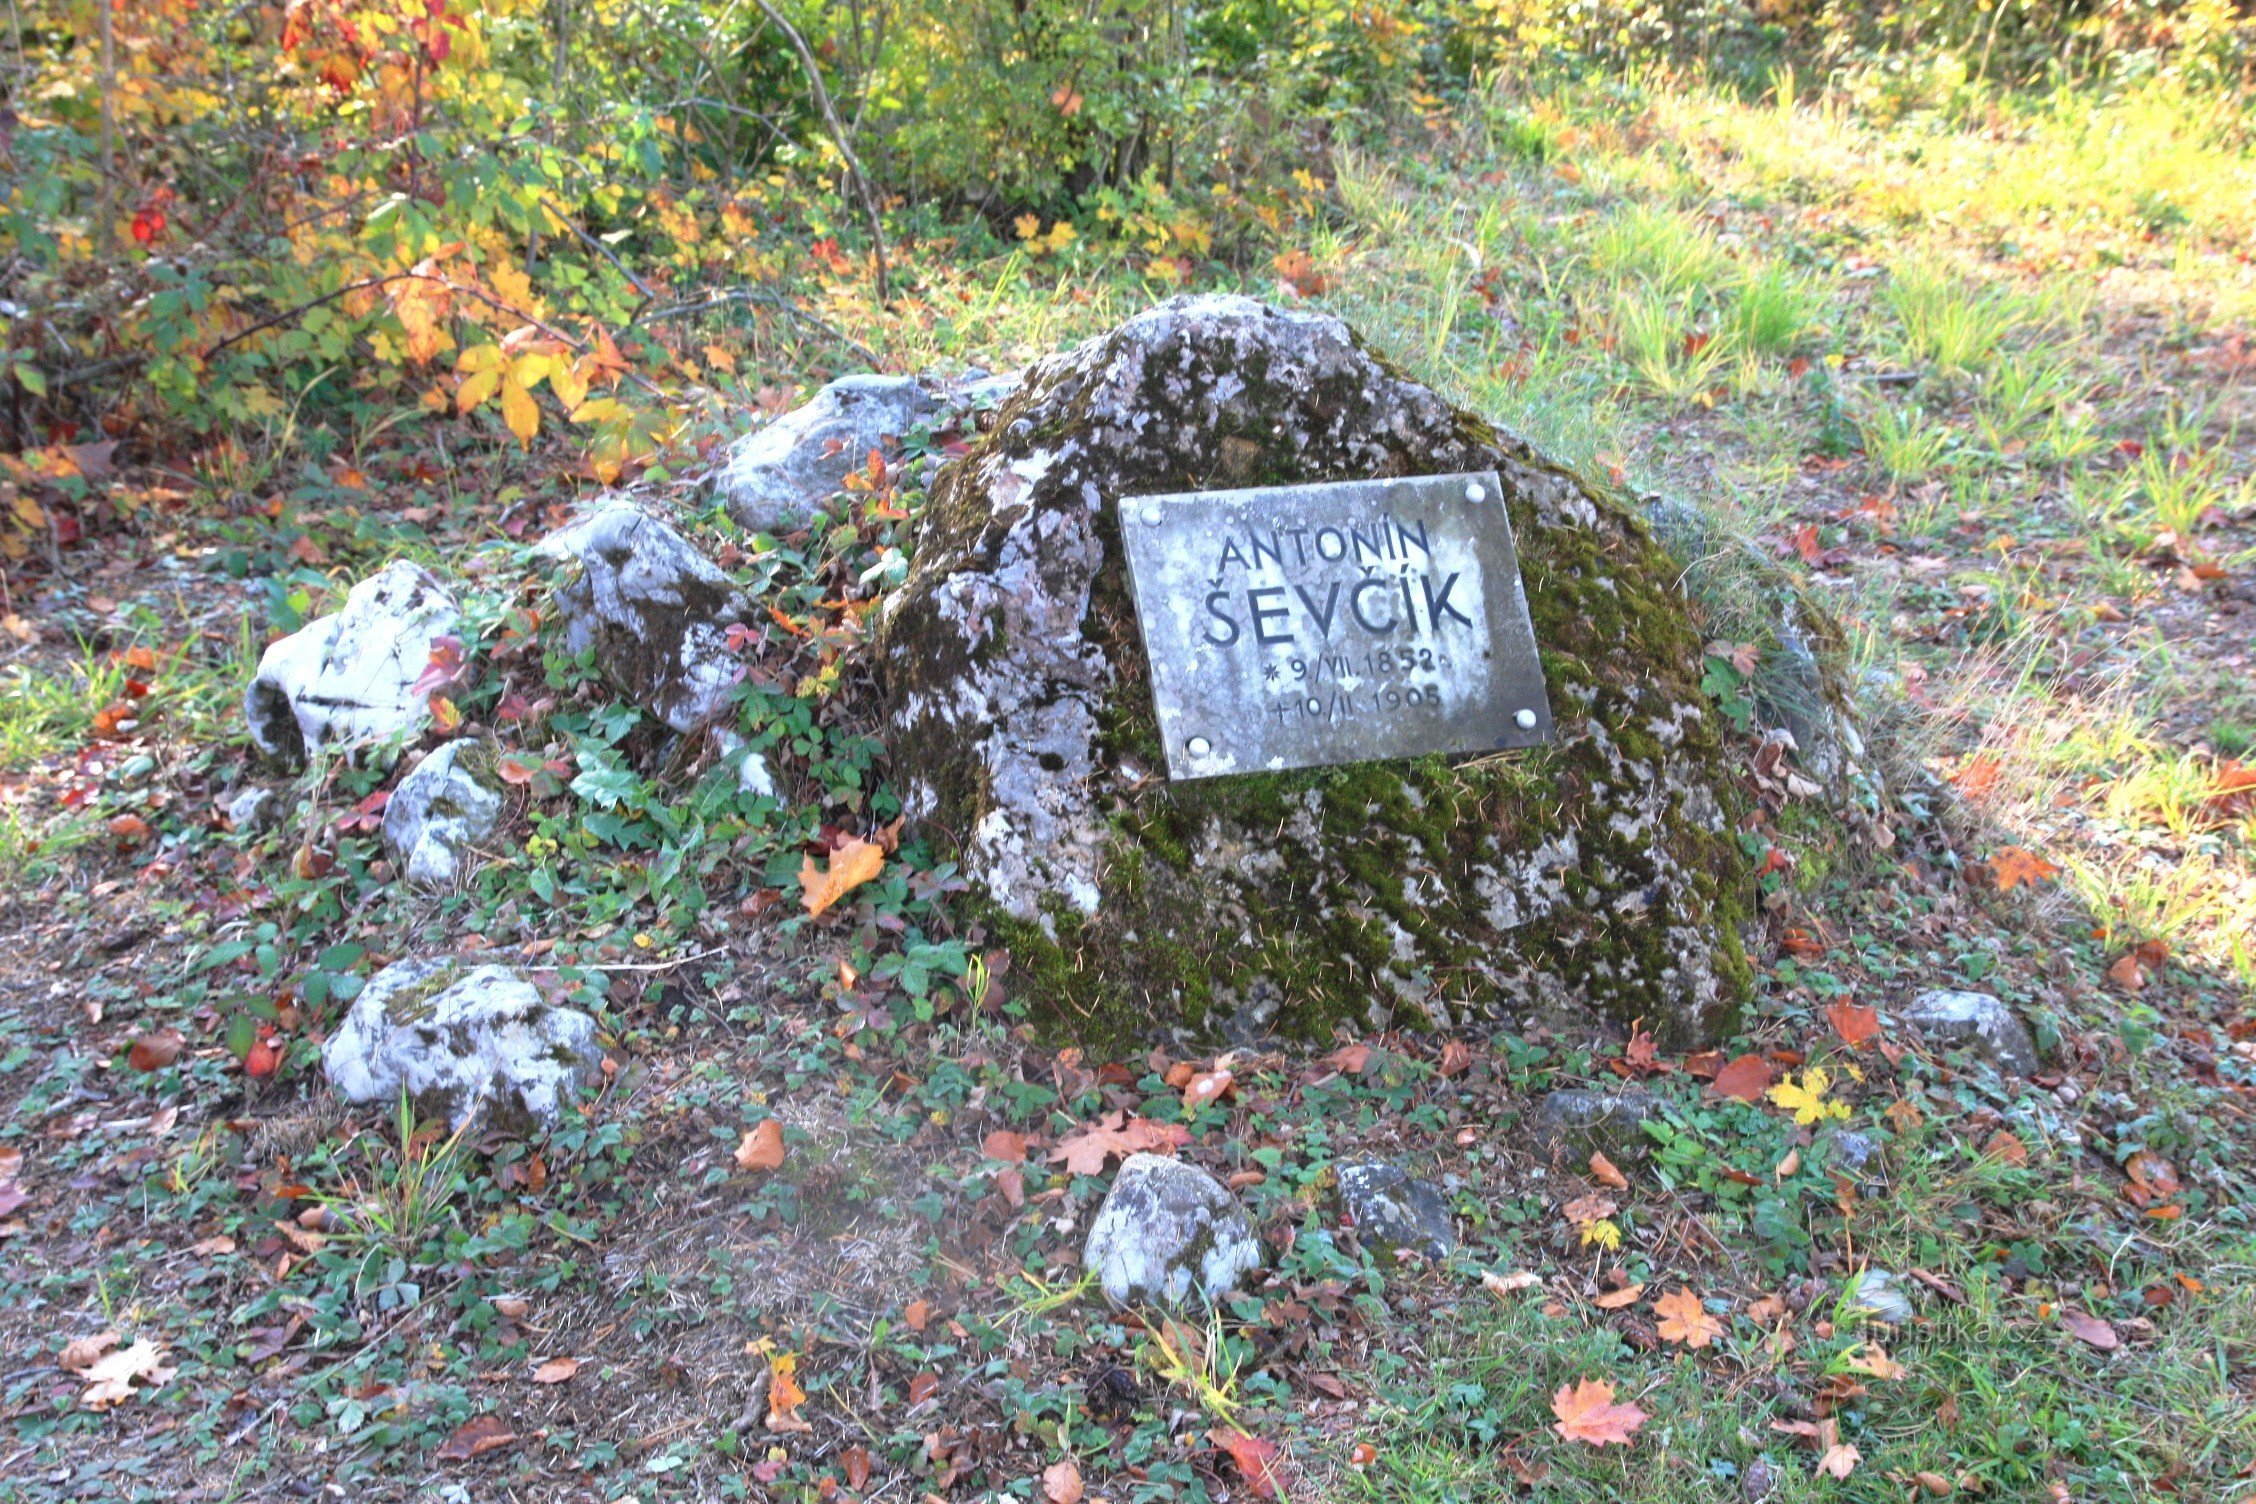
[1768, 1066, 1850, 1126]
[500, 373, 540, 445]
[1579, 1217, 1623, 1251]
[511, 351, 552, 391]
[549, 357, 591, 414]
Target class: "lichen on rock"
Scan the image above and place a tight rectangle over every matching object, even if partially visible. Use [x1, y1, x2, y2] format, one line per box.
[875, 294, 1771, 1048]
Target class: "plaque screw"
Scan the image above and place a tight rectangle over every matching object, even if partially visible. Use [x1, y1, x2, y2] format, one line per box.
[1465, 482, 1487, 503]
[1515, 708, 1538, 729]
[1140, 503, 1162, 526]
[1187, 735, 1212, 757]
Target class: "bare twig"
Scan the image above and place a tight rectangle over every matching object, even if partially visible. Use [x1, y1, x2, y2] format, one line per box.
[749, 0, 891, 306]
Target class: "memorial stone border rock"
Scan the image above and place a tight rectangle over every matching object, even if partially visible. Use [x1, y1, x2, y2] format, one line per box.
[874, 294, 1851, 1048]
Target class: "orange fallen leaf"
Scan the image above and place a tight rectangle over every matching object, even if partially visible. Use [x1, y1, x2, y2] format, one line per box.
[1983, 1130, 2028, 1167]
[1826, 1000, 1882, 1050]
[1991, 846, 2060, 890]
[436, 1413, 517, 1462]
[800, 836, 885, 918]
[1592, 1282, 1645, 1310]
[983, 1129, 1028, 1163]
[1437, 1039, 1471, 1076]
[1709, 1052, 1773, 1102]
[2106, 952, 2147, 991]
[531, 1356, 579, 1384]
[128, 1030, 183, 1072]
[735, 1119, 786, 1172]
[1653, 1288, 1724, 1348]
[1182, 1067, 1235, 1111]
[1047, 1110, 1191, 1177]
[1551, 1378, 1648, 1446]
[1207, 1427, 1285, 1498]
[766, 1349, 814, 1432]
[1043, 1457, 1085, 1504]
[1588, 1150, 1628, 1189]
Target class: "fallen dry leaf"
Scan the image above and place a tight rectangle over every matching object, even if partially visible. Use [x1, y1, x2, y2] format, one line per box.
[127, 1029, 184, 1072]
[2060, 1309, 2119, 1350]
[1047, 1110, 1191, 1177]
[1991, 845, 2060, 890]
[800, 836, 885, 918]
[78, 1338, 174, 1409]
[1593, 1282, 1645, 1310]
[1437, 1039, 1471, 1076]
[1182, 1067, 1234, 1111]
[436, 1413, 517, 1462]
[766, 1349, 814, 1433]
[983, 1129, 1029, 1163]
[1709, 1052, 1773, 1102]
[60, 1331, 120, 1372]
[1324, 1042, 1372, 1074]
[1653, 1288, 1724, 1348]
[1819, 1439, 1861, 1478]
[1588, 1150, 1629, 1189]
[1482, 1270, 1542, 1301]
[1207, 1427, 1284, 1498]
[1551, 1378, 1648, 1446]
[531, 1356, 579, 1384]
[735, 1119, 786, 1172]
[1043, 1456, 1084, 1504]
[1825, 1000, 1882, 1049]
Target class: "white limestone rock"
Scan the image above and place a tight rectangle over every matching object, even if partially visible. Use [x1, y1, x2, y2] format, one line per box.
[535, 502, 750, 734]
[245, 561, 459, 766]
[1084, 1153, 1262, 1309]
[382, 741, 504, 887]
[716, 374, 939, 533]
[323, 958, 602, 1132]
[1890, 988, 2039, 1076]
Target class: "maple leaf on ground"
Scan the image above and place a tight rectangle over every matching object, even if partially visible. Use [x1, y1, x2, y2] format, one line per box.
[1047, 1110, 1191, 1177]
[765, 1350, 814, 1432]
[1207, 1427, 1285, 1498]
[1990, 845, 2060, 890]
[1768, 1067, 1851, 1126]
[1653, 1288, 1725, 1348]
[1825, 1000, 1883, 1050]
[1551, 1379, 1648, 1446]
[799, 836, 885, 918]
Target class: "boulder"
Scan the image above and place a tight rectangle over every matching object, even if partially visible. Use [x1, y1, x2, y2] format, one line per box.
[322, 958, 602, 1132]
[874, 294, 1779, 1047]
[383, 741, 504, 887]
[1335, 1160, 1457, 1257]
[1530, 1087, 1662, 1165]
[717, 374, 940, 533]
[536, 502, 750, 734]
[245, 561, 459, 767]
[1890, 988, 2038, 1076]
[1084, 1153, 1262, 1308]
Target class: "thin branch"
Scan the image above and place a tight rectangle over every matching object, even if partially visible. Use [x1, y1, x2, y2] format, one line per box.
[749, 0, 891, 306]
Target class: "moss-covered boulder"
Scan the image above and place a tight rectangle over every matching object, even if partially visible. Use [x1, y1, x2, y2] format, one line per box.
[875, 295, 1759, 1048]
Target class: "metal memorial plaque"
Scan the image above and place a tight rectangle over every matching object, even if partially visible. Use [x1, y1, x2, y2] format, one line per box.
[1120, 471, 1553, 781]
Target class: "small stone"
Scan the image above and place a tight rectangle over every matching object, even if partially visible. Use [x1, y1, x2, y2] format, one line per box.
[1084, 1153, 1262, 1309]
[244, 561, 459, 767]
[222, 786, 281, 836]
[1335, 1160, 1456, 1257]
[1890, 989, 2039, 1076]
[322, 958, 602, 1132]
[1530, 1088, 1661, 1164]
[382, 742, 503, 888]
[535, 502, 750, 734]
[1829, 1129, 1878, 1178]
[716, 374, 940, 533]
[1842, 1268, 1915, 1325]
